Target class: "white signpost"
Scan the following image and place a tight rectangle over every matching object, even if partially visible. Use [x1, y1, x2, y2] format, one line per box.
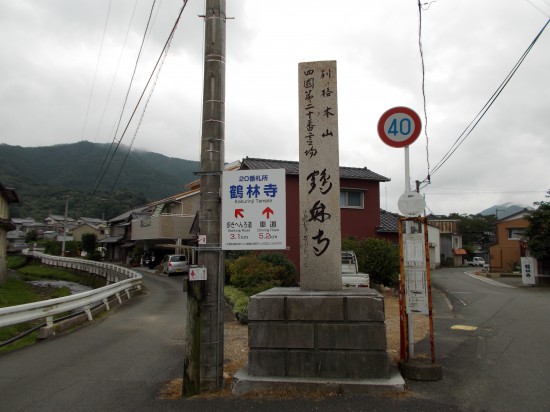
[521, 256, 537, 286]
[221, 169, 286, 250]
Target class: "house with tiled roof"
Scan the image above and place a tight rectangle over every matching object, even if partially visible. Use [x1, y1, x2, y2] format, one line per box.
[377, 208, 441, 269]
[239, 157, 390, 275]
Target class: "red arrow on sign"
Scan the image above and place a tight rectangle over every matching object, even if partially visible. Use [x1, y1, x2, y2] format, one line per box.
[262, 207, 274, 219]
[234, 208, 244, 218]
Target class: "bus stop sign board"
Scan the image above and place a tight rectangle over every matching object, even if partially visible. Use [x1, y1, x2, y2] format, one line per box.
[221, 168, 286, 250]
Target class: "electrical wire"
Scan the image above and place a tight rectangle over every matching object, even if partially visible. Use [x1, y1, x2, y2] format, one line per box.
[92, 0, 160, 194]
[111, 24, 175, 191]
[92, 0, 140, 144]
[423, 18, 550, 187]
[80, 0, 112, 143]
[92, 0, 190, 195]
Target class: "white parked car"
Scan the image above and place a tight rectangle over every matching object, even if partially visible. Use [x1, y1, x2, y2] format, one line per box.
[465, 257, 486, 267]
[163, 254, 190, 275]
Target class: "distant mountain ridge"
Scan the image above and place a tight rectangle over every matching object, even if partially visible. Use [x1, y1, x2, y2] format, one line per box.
[0, 141, 200, 219]
[479, 202, 528, 219]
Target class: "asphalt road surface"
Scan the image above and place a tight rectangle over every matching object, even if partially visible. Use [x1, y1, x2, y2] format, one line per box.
[408, 268, 550, 412]
[0, 269, 188, 411]
[1, 268, 548, 411]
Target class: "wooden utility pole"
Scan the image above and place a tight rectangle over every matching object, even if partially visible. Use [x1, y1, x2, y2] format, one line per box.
[184, 0, 226, 395]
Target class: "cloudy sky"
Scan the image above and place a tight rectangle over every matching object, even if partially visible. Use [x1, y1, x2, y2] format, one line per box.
[1, 0, 549, 215]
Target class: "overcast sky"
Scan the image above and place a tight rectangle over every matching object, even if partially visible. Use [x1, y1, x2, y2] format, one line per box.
[1, 0, 549, 215]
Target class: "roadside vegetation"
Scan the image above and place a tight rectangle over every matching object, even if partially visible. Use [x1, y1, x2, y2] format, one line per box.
[223, 240, 400, 324]
[342, 237, 400, 287]
[223, 252, 297, 323]
[0, 256, 101, 352]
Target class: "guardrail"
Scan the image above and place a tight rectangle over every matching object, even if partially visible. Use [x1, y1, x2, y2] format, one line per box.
[0, 253, 143, 332]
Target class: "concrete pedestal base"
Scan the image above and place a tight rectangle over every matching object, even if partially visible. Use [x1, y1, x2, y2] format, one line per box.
[232, 287, 404, 395]
[233, 365, 405, 396]
[398, 359, 443, 381]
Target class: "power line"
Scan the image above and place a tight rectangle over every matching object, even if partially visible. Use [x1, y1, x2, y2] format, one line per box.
[80, 0, 112, 143]
[92, 0, 190, 195]
[92, 0, 159, 193]
[111, 21, 176, 191]
[425, 18, 550, 184]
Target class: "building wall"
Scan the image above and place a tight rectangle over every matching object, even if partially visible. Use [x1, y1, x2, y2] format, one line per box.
[489, 216, 529, 273]
[71, 225, 101, 242]
[428, 225, 441, 269]
[132, 215, 195, 241]
[283, 175, 381, 278]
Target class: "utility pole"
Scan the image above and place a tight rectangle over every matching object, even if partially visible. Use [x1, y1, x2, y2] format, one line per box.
[61, 197, 69, 256]
[184, 0, 226, 395]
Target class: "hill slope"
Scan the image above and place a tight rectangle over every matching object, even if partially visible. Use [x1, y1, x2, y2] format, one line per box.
[0, 142, 200, 219]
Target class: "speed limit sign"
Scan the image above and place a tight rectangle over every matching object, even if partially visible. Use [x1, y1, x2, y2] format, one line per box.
[377, 107, 422, 148]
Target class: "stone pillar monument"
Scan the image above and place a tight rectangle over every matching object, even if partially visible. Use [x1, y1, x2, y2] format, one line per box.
[298, 60, 342, 291]
[233, 61, 401, 396]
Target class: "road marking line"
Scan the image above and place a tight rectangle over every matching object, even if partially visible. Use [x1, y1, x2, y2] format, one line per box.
[451, 325, 478, 331]
[464, 271, 515, 288]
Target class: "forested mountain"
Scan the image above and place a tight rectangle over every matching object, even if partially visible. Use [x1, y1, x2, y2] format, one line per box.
[0, 141, 200, 220]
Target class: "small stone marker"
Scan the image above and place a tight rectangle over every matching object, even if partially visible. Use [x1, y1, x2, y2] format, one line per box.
[298, 60, 342, 291]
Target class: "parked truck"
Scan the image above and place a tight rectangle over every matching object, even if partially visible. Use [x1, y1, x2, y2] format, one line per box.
[342, 251, 370, 288]
[464, 257, 486, 267]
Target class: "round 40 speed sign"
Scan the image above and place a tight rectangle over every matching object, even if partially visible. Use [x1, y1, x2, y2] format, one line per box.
[377, 106, 422, 148]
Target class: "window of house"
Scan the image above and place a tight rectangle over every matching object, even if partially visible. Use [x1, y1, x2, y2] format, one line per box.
[340, 190, 364, 209]
[508, 228, 526, 240]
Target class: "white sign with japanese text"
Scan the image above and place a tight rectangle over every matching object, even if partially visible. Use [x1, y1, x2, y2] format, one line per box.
[189, 266, 207, 281]
[403, 232, 429, 314]
[221, 169, 286, 250]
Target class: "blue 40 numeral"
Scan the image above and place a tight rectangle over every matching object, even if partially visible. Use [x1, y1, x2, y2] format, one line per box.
[388, 118, 412, 136]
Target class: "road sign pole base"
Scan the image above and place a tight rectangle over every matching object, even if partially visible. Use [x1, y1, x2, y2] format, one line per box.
[398, 359, 442, 381]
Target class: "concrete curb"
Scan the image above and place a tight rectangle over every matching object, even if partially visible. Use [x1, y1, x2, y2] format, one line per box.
[232, 365, 405, 396]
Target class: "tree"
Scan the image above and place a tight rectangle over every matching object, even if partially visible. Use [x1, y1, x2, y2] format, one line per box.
[448, 213, 496, 249]
[25, 229, 38, 243]
[81, 233, 97, 255]
[526, 191, 550, 260]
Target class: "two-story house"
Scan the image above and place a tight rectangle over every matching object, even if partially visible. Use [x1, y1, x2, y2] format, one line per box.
[104, 157, 391, 275]
[239, 158, 390, 275]
[489, 209, 530, 273]
[427, 216, 464, 267]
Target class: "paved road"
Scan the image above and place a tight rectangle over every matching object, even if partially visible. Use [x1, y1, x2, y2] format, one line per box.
[408, 268, 550, 412]
[0, 269, 188, 411]
[1, 268, 548, 411]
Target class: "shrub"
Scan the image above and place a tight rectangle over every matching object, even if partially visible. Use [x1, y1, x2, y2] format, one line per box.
[224, 285, 250, 323]
[228, 254, 281, 295]
[342, 236, 400, 287]
[227, 253, 297, 295]
[258, 253, 298, 287]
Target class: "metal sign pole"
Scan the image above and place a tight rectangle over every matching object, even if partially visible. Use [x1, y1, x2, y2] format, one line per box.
[404, 147, 415, 359]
